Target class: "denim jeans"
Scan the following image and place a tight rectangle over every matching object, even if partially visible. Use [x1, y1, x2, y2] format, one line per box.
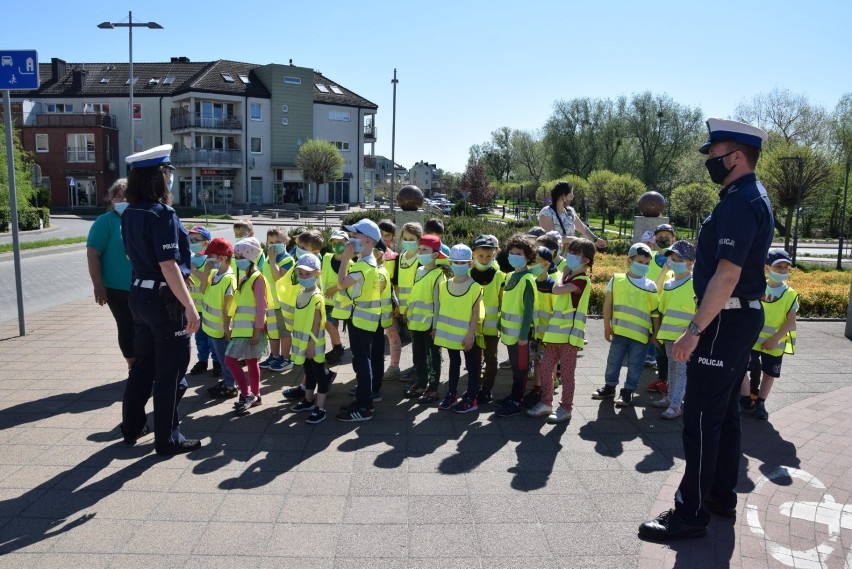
[603, 334, 647, 392]
[195, 327, 218, 364]
[209, 336, 236, 388]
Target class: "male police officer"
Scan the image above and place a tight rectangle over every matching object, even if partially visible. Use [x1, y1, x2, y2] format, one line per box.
[639, 118, 773, 539]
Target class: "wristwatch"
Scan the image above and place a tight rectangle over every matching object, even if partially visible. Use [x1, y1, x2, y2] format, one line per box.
[687, 321, 703, 337]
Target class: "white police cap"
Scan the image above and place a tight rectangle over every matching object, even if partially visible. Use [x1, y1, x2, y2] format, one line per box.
[699, 118, 768, 154]
[126, 143, 176, 170]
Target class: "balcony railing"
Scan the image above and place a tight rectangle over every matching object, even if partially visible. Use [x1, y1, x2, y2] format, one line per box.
[36, 113, 117, 128]
[66, 147, 96, 163]
[170, 113, 243, 132]
[364, 124, 377, 141]
[171, 148, 243, 167]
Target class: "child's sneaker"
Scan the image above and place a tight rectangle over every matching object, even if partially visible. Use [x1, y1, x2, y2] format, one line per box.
[615, 389, 634, 407]
[234, 394, 258, 415]
[740, 395, 755, 413]
[453, 396, 478, 414]
[526, 402, 552, 418]
[495, 398, 522, 417]
[325, 344, 345, 365]
[646, 378, 666, 393]
[258, 355, 276, 369]
[661, 406, 682, 420]
[657, 381, 669, 395]
[282, 384, 306, 400]
[476, 389, 493, 405]
[306, 408, 326, 424]
[592, 385, 617, 399]
[336, 406, 373, 422]
[547, 407, 572, 424]
[269, 357, 293, 373]
[752, 400, 769, 420]
[652, 396, 671, 409]
[291, 399, 315, 412]
[189, 360, 208, 375]
[403, 385, 425, 398]
[522, 387, 542, 408]
[498, 359, 512, 369]
[383, 365, 401, 381]
[209, 382, 239, 399]
[438, 392, 458, 410]
[233, 393, 246, 408]
[418, 388, 440, 404]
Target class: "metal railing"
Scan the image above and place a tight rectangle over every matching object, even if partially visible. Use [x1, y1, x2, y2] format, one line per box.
[364, 124, 377, 140]
[171, 148, 243, 166]
[65, 147, 96, 163]
[170, 113, 242, 131]
[36, 113, 117, 128]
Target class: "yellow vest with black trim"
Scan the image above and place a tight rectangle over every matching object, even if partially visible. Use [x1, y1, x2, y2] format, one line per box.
[261, 252, 295, 309]
[533, 280, 553, 341]
[291, 289, 326, 365]
[189, 258, 207, 312]
[433, 279, 483, 350]
[611, 274, 658, 343]
[407, 266, 445, 332]
[322, 253, 354, 316]
[349, 258, 381, 332]
[656, 276, 696, 342]
[230, 271, 272, 339]
[754, 286, 798, 356]
[274, 266, 300, 331]
[542, 275, 591, 348]
[477, 263, 505, 337]
[500, 272, 536, 346]
[396, 254, 420, 316]
[201, 270, 237, 339]
[377, 265, 394, 329]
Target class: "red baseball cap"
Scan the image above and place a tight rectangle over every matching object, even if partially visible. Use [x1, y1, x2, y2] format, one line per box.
[419, 235, 448, 258]
[204, 237, 234, 257]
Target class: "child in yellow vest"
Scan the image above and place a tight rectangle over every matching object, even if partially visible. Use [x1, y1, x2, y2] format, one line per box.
[287, 253, 330, 424]
[187, 225, 220, 376]
[494, 234, 538, 417]
[199, 238, 239, 399]
[321, 230, 350, 365]
[258, 227, 296, 373]
[524, 246, 557, 408]
[394, 222, 423, 383]
[433, 244, 483, 413]
[403, 234, 448, 403]
[650, 241, 696, 420]
[595, 242, 660, 408]
[378, 219, 403, 380]
[225, 237, 271, 415]
[469, 234, 504, 404]
[529, 238, 596, 423]
[740, 248, 798, 421]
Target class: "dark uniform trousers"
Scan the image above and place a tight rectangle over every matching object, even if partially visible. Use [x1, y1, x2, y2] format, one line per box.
[349, 324, 385, 408]
[122, 286, 191, 452]
[675, 305, 764, 526]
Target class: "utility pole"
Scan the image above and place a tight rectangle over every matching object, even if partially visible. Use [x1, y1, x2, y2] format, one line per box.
[390, 69, 398, 213]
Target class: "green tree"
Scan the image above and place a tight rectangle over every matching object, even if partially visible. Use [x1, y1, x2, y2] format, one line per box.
[295, 139, 344, 204]
[606, 173, 646, 236]
[587, 169, 618, 234]
[0, 125, 37, 208]
[670, 182, 718, 238]
[511, 129, 549, 186]
[735, 88, 829, 149]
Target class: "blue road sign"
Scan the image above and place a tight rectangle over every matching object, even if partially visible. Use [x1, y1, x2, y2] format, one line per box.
[0, 50, 39, 90]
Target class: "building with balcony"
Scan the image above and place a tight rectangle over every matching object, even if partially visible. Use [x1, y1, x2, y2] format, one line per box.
[409, 160, 441, 197]
[8, 57, 378, 208]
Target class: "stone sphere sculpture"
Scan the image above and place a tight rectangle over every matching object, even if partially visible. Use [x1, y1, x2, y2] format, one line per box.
[397, 185, 424, 211]
[638, 191, 666, 217]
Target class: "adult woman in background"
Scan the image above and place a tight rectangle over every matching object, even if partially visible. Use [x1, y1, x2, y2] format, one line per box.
[87, 178, 134, 368]
[538, 181, 607, 253]
[119, 144, 201, 456]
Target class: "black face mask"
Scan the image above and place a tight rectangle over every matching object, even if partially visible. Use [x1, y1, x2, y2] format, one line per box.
[704, 150, 736, 184]
[656, 237, 672, 249]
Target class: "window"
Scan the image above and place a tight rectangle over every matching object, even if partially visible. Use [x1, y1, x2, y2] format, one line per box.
[124, 77, 139, 85]
[330, 85, 343, 95]
[99, 77, 109, 84]
[134, 137, 144, 152]
[35, 134, 49, 152]
[221, 73, 234, 83]
[281, 118, 289, 126]
[315, 83, 330, 93]
[66, 133, 95, 162]
[238, 74, 250, 84]
[250, 103, 262, 121]
[251, 137, 262, 153]
[283, 76, 301, 85]
[163, 76, 176, 85]
[83, 103, 110, 114]
[46, 103, 73, 113]
[332, 141, 350, 151]
[328, 110, 351, 122]
[281, 105, 288, 113]
[148, 78, 160, 85]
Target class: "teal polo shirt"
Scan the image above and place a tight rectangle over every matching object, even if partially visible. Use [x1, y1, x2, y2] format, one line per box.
[87, 211, 133, 291]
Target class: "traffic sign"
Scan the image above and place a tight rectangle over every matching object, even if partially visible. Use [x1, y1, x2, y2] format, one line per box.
[0, 50, 39, 90]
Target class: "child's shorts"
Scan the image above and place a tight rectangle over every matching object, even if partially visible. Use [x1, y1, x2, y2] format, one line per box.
[274, 308, 290, 338]
[750, 350, 783, 378]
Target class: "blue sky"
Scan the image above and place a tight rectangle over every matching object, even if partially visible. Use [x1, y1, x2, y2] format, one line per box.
[5, 0, 851, 173]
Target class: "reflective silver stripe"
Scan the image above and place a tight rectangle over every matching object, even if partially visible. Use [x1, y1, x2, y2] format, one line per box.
[352, 308, 381, 322]
[482, 321, 498, 332]
[437, 314, 469, 329]
[202, 305, 223, 317]
[659, 323, 687, 334]
[760, 325, 778, 335]
[612, 318, 650, 336]
[665, 309, 694, 321]
[407, 300, 433, 312]
[502, 313, 522, 324]
[408, 312, 430, 324]
[380, 298, 392, 306]
[568, 328, 585, 341]
[266, 309, 277, 319]
[544, 323, 568, 334]
[355, 300, 382, 309]
[232, 321, 254, 329]
[613, 304, 652, 324]
[292, 330, 311, 341]
[201, 316, 224, 331]
[398, 286, 412, 295]
[484, 306, 499, 315]
[434, 329, 466, 344]
[575, 314, 587, 323]
[502, 326, 521, 338]
[235, 306, 255, 315]
[551, 310, 576, 321]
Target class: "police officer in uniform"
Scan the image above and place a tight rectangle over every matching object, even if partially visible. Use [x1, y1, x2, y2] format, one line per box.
[119, 144, 202, 456]
[640, 118, 773, 539]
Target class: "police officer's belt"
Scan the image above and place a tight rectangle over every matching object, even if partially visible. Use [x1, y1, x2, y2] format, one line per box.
[133, 279, 167, 289]
[695, 296, 760, 310]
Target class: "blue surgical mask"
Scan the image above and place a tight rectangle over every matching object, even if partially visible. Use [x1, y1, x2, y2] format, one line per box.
[529, 264, 545, 277]
[235, 259, 251, 271]
[350, 238, 364, 254]
[630, 261, 650, 277]
[507, 253, 527, 269]
[768, 270, 789, 282]
[114, 201, 128, 215]
[165, 172, 174, 192]
[191, 255, 207, 268]
[565, 254, 582, 271]
[190, 243, 205, 254]
[210, 261, 222, 271]
[668, 260, 688, 275]
[273, 243, 287, 255]
[474, 260, 492, 271]
[401, 239, 418, 252]
[450, 263, 469, 276]
[298, 276, 317, 288]
[417, 252, 435, 266]
[294, 245, 309, 259]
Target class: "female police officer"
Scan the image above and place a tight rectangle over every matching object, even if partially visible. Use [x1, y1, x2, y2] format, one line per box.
[119, 144, 202, 456]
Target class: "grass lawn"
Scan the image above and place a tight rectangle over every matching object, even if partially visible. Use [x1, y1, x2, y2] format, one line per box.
[0, 236, 87, 254]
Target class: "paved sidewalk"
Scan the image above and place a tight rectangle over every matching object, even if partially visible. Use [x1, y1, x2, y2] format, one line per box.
[0, 300, 850, 568]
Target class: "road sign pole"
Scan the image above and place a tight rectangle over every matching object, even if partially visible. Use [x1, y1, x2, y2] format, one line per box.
[3, 89, 26, 336]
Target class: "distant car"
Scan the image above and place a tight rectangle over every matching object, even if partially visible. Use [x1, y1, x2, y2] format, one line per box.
[1, 56, 13, 67]
[440, 204, 453, 214]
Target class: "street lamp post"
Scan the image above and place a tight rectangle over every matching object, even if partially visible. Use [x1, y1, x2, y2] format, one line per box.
[838, 157, 850, 270]
[97, 11, 163, 168]
[390, 69, 398, 213]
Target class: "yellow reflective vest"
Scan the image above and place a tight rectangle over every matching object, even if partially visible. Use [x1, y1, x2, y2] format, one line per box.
[261, 252, 295, 310]
[542, 275, 591, 348]
[349, 258, 381, 332]
[656, 276, 696, 342]
[274, 266, 300, 331]
[533, 279, 553, 341]
[322, 253, 354, 318]
[754, 286, 798, 356]
[407, 266, 445, 332]
[610, 274, 658, 343]
[230, 271, 272, 339]
[377, 265, 394, 329]
[476, 263, 505, 337]
[646, 251, 672, 284]
[291, 289, 326, 365]
[201, 269, 237, 339]
[396, 254, 420, 316]
[433, 279, 483, 350]
[500, 272, 536, 346]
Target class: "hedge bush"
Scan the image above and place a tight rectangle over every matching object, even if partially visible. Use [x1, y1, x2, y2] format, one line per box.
[0, 207, 50, 232]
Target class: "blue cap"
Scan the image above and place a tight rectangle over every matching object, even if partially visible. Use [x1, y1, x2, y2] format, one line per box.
[126, 143, 176, 169]
[699, 118, 768, 154]
[188, 225, 212, 241]
[663, 240, 696, 261]
[766, 248, 792, 266]
[536, 246, 556, 272]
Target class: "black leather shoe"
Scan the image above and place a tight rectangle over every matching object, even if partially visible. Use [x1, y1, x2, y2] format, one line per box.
[122, 424, 150, 446]
[155, 439, 202, 456]
[704, 495, 737, 519]
[638, 509, 707, 541]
